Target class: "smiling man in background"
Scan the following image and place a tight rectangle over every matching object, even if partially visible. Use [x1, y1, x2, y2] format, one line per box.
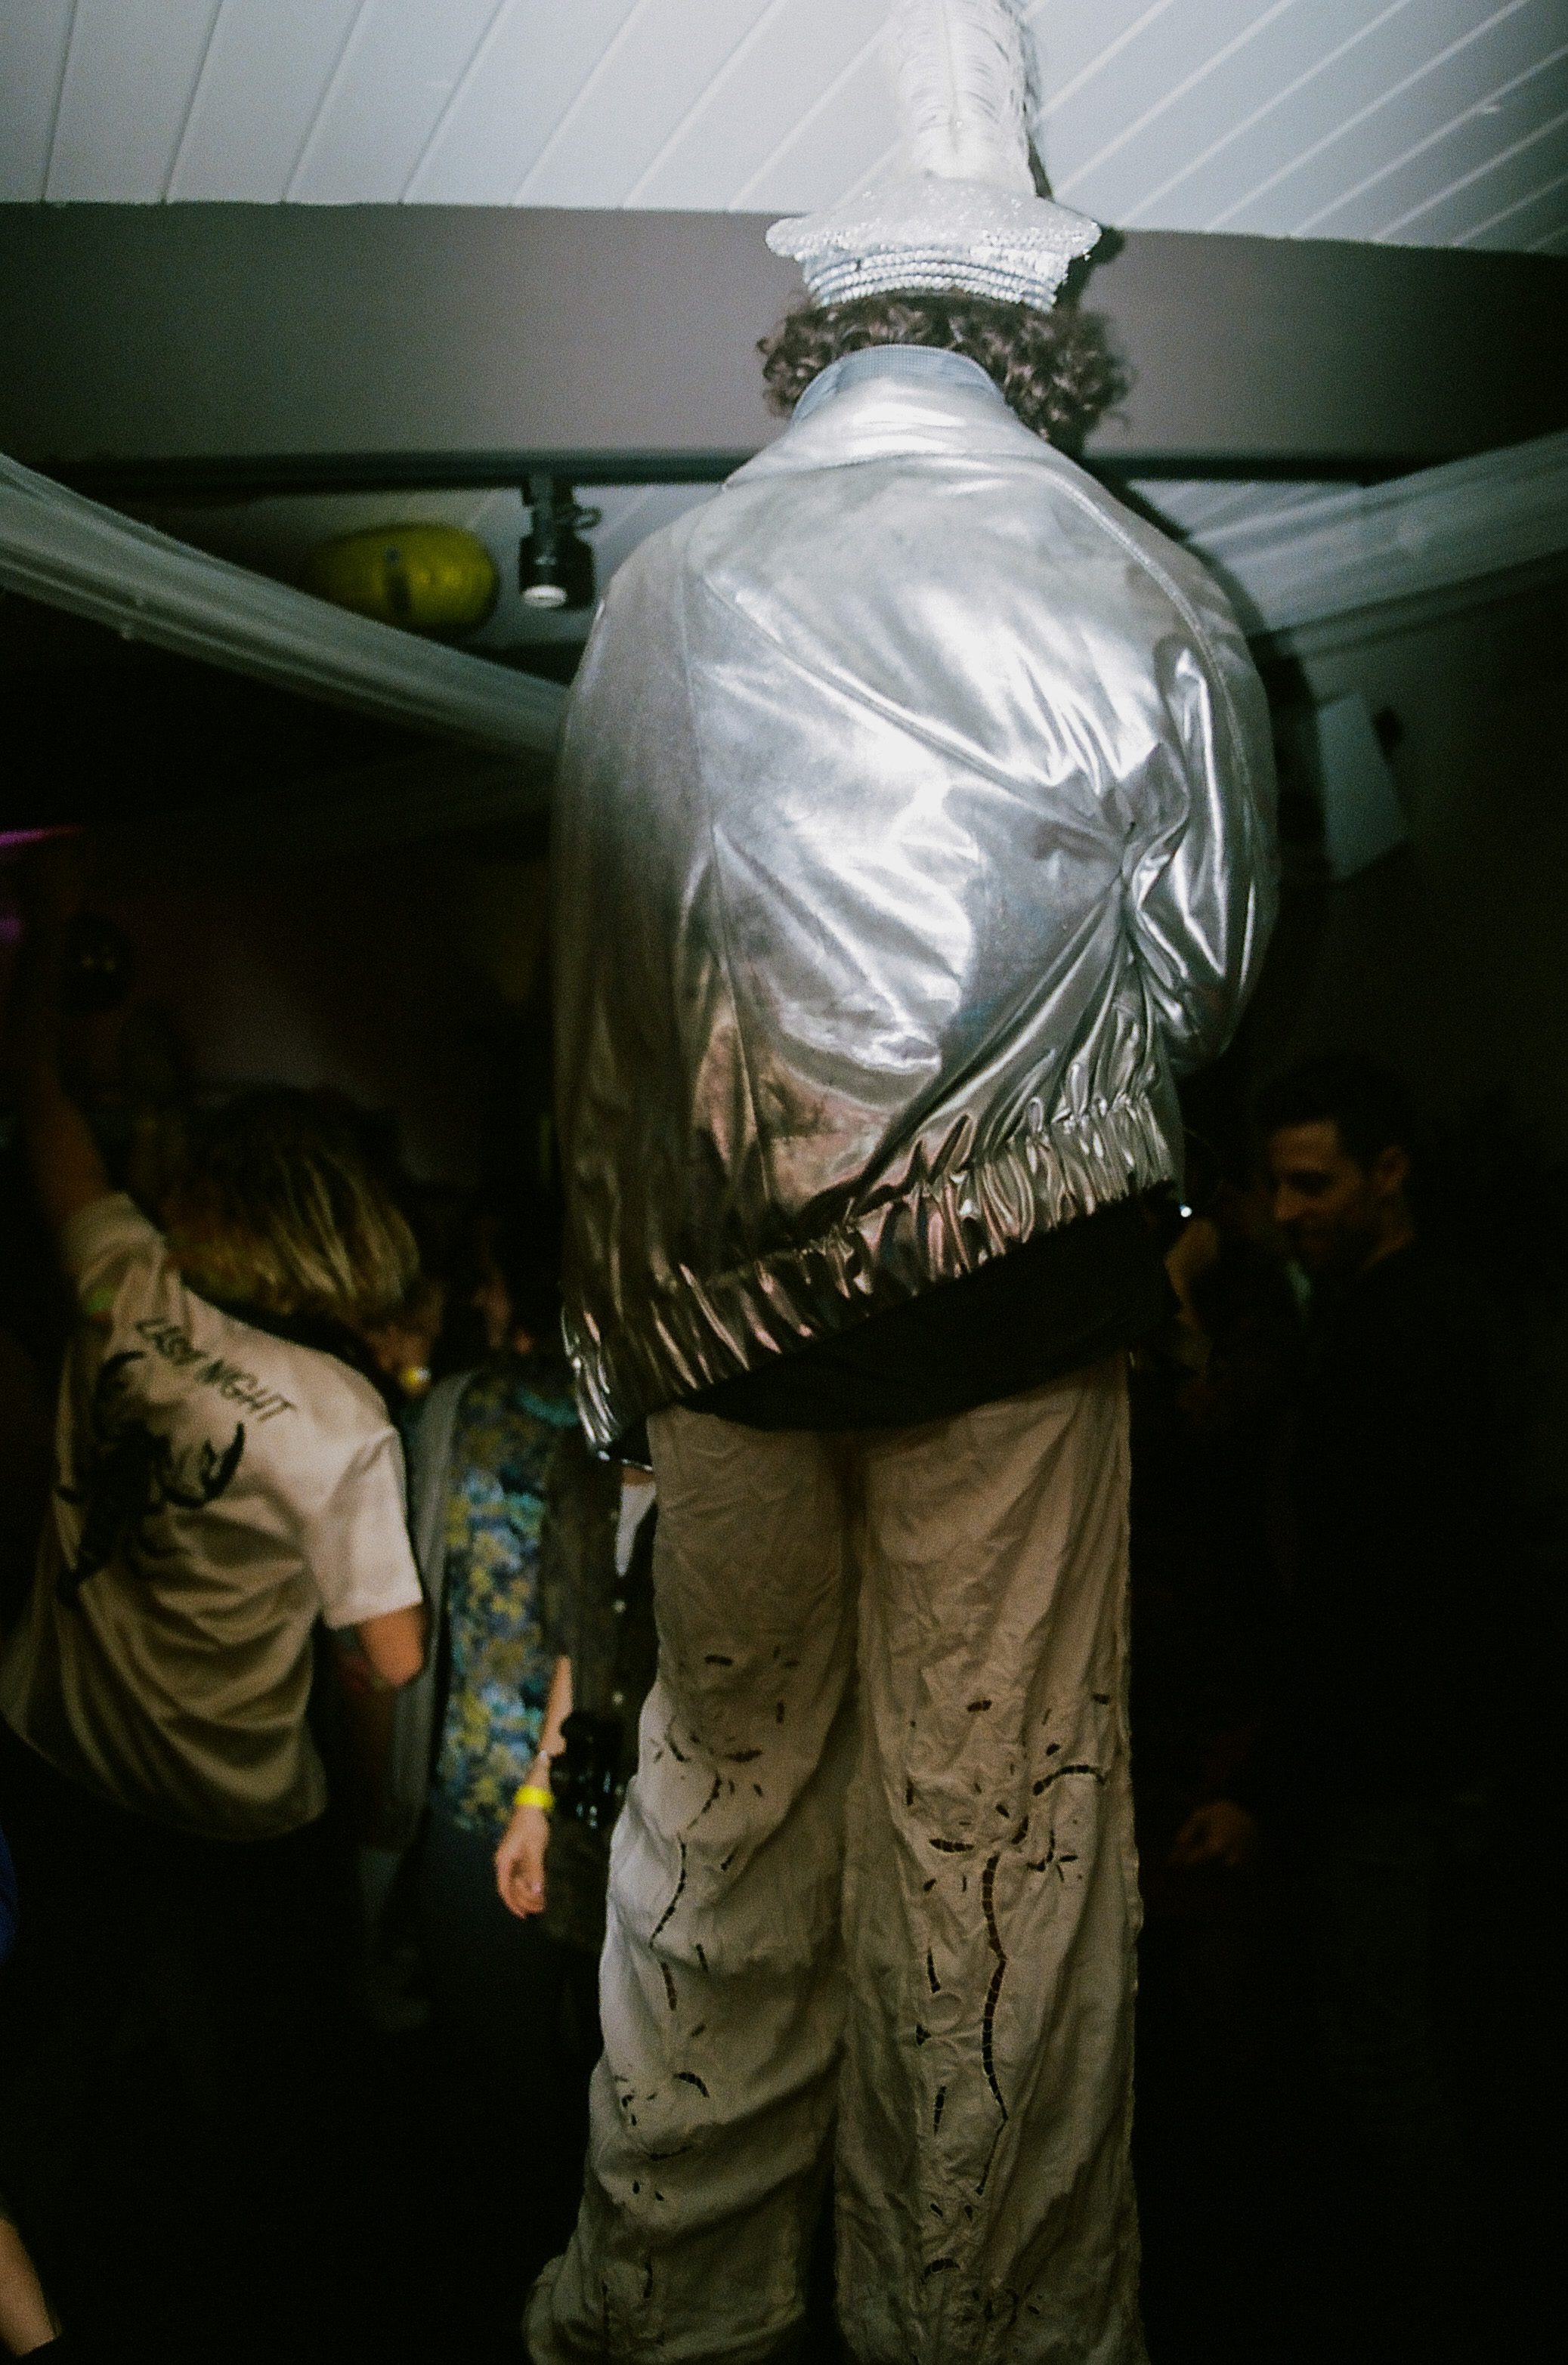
[1176, 1053, 1511, 2365]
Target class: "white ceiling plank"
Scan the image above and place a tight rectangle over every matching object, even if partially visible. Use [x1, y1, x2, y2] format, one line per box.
[1050, 0, 1304, 200]
[1208, 0, 1538, 234]
[45, 0, 224, 201]
[1132, 0, 1446, 233]
[509, 0, 669, 201]
[1029, 1, 1183, 130]
[281, 1, 376, 201]
[621, 0, 797, 205]
[1528, 216, 1568, 246]
[289, 0, 509, 205]
[169, 0, 365, 202]
[1376, 100, 1568, 244]
[402, 0, 524, 200]
[1115, 0, 1416, 228]
[158, 0, 232, 200]
[1198, 2, 1523, 233]
[1362, 71, 1568, 243]
[733, 27, 895, 212]
[518, 0, 778, 209]
[0, 0, 77, 202]
[4, 0, 1566, 258]
[409, 0, 636, 204]
[1455, 162, 1568, 244]
[1289, 26, 1568, 237]
[629, 0, 884, 212]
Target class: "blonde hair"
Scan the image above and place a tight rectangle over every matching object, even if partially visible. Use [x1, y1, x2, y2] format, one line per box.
[163, 1090, 419, 1328]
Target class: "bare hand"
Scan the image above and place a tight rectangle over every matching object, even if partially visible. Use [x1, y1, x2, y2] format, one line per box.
[495, 1801, 550, 1919]
[1168, 1798, 1260, 1872]
[332, 1638, 385, 1699]
[1164, 1213, 1222, 1306]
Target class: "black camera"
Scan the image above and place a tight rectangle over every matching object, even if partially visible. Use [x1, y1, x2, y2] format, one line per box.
[550, 1710, 624, 1834]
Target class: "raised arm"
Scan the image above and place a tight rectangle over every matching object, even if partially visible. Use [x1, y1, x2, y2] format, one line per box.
[8, 843, 110, 1238]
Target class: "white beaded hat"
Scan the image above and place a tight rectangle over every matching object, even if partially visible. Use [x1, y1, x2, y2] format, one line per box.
[766, 0, 1101, 315]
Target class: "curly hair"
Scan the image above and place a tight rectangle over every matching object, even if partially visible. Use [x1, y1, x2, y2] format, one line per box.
[758, 289, 1127, 451]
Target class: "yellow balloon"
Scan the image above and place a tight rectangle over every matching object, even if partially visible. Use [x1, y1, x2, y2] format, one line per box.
[303, 522, 499, 633]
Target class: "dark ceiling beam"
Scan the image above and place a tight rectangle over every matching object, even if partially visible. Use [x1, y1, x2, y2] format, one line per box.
[2, 205, 1565, 486]
[47, 450, 762, 498]
[40, 448, 1467, 500]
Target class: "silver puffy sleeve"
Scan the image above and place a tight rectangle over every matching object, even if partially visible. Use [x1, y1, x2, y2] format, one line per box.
[1120, 565, 1279, 1078]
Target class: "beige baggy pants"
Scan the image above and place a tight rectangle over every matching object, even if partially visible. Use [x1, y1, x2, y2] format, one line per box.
[527, 1360, 1147, 2365]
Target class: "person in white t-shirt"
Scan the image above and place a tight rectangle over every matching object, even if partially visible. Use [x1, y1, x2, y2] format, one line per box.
[0, 868, 427, 1832]
[0, 846, 428, 2354]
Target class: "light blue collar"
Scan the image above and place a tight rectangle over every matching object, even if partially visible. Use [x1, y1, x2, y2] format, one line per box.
[793, 344, 1004, 425]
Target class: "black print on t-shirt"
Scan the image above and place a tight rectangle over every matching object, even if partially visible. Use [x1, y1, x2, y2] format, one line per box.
[56, 1352, 246, 1607]
[133, 1316, 295, 1423]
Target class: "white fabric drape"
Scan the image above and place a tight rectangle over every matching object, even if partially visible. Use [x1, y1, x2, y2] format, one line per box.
[0, 452, 566, 759]
[1159, 427, 1568, 638]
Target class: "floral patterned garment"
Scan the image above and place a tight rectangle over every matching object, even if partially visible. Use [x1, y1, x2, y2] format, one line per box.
[431, 1354, 580, 1838]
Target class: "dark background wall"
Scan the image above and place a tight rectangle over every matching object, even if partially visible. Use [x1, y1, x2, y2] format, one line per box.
[0, 831, 549, 1189]
[1251, 580, 1568, 1133]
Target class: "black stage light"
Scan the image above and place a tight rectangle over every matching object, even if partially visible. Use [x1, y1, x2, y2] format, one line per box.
[519, 477, 602, 611]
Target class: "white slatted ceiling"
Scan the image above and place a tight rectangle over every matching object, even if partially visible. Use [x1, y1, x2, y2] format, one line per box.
[285, 1, 506, 205]
[1, 0, 1563, 250]
[175, 2, 363, 202]
[40, 0, 224, 202]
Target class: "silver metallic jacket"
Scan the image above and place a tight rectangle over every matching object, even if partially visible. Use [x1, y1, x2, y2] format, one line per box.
[554, 352, 1278, 1449]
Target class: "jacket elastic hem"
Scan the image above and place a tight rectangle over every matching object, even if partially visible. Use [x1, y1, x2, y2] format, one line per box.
[567, 1092, 1174, 1451]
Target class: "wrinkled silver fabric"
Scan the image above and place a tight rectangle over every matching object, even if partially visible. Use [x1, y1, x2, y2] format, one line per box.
[553, 364, 1278, 1450]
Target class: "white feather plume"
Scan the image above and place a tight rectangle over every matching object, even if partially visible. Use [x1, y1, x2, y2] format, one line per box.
[889, 0, 1034, 195]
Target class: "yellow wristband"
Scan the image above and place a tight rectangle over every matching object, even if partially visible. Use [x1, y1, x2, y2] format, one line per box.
[513, 1783, 555, 1814]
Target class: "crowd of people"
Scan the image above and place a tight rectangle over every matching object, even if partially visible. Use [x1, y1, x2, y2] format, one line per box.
[0, 839, 1550, 2365]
